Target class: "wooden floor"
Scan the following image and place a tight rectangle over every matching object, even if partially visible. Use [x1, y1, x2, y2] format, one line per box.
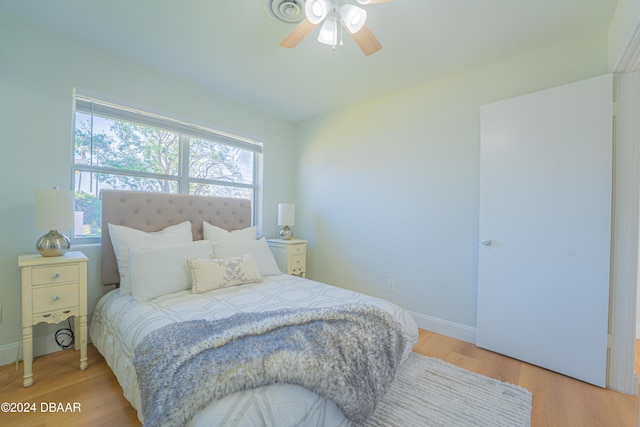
[0, 331, 637, 426]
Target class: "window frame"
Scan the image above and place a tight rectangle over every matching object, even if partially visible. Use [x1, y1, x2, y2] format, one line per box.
[71, 95, 262, 242]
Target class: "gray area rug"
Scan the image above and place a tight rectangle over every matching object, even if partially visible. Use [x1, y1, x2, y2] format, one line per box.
[360, 352, 532, 427]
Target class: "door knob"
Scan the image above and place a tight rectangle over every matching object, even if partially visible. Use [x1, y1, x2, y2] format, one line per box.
[481, 238, 492, 246]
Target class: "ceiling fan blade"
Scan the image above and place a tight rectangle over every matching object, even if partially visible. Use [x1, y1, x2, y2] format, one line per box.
[349, 24, 382, 56]
[280, 18, 317, 48]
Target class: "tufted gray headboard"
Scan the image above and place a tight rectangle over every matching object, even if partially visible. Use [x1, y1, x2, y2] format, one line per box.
[101, 190, 252, 286]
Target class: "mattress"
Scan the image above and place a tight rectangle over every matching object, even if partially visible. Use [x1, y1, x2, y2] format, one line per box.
[90, 273, 419, 426]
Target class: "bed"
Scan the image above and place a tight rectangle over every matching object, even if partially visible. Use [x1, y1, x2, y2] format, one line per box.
[90, 190, 419, 426]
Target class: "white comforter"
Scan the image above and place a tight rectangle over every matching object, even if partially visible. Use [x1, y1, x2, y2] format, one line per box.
[90, 274, 419, 426]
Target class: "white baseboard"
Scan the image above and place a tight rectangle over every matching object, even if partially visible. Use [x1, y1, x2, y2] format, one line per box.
[0, 334, 70, 367]
[0, 341, 21, 367]
[409, 311, 477, 344]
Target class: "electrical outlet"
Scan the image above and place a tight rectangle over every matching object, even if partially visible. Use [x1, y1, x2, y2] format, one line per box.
[387, 279, 396, 293]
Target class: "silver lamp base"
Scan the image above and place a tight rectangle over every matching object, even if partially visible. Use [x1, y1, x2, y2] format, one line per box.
[36, 230, 70, 257]
[280, 226, 293, 240]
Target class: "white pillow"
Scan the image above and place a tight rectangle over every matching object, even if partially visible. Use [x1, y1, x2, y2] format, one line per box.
[129, 240, 214, 301]
[187, 254, 263, 294]
[212, 238, 281, 276]
[203, 222, 257, 242]
[108, 221, 193, 295]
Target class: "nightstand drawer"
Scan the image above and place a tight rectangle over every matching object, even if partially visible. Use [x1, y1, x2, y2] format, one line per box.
[291, 245, 306, 256]
[32, 283, 79, 314]
[289, 255, 305, 269]
[31, 265, 78, 285]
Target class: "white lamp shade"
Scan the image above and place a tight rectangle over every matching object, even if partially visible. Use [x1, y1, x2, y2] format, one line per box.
[305, 0, 330, 24]
[277, 203, 295, 226]
[35, 188, 75, 231]
[340, 4, 366, 33]
[317, 18, 338, 45]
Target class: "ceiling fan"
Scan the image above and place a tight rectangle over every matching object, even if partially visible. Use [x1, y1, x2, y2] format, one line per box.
[274, 0, 393, 56]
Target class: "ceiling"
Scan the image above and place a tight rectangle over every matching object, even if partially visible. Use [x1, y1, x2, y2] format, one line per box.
[0, 0, 617, 122]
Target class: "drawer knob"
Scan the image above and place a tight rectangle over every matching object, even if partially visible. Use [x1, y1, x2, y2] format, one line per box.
[52, 273, 60, 279]
[53, 295, 60, 302]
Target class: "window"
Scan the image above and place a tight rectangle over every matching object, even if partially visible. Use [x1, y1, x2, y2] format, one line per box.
[72, 96, 261, 240]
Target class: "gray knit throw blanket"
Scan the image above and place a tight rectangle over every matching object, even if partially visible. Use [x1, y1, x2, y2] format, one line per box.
[133, 304, 407, 427]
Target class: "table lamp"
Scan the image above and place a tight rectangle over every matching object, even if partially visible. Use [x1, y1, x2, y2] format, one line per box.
[35, 188, 75, 257]
[278, 203, 295, 240]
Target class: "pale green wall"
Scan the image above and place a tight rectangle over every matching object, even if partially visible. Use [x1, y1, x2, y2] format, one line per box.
[0, 9, 621, 362]
[294, 32, 611, 339]
[0, 16, 296, 361]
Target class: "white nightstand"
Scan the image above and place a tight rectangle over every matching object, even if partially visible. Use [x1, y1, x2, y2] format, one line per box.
[18, 251, 88, 387]
[267, 239, 307, 278]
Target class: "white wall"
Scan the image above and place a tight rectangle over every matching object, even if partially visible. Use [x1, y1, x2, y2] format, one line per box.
[0, 16, 296, 362]
[294, 32, 611, 340]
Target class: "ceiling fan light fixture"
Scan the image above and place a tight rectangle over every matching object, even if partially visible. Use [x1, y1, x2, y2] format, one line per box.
[279, 0, 387, 55]
[317, 17, 338, 46]
[340, 4, 367, 33]
[305, 0, 330, 25]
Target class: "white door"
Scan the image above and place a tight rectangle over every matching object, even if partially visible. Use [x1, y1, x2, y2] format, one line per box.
[476, 74, 613, 387]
